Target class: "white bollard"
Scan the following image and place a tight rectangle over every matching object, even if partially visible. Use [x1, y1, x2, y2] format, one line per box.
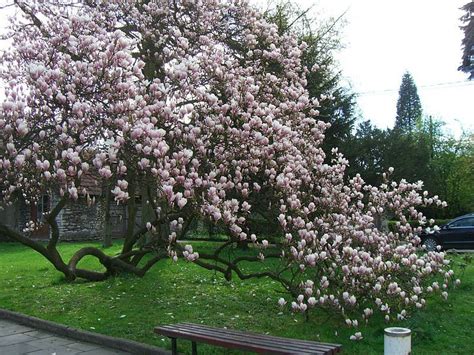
[384, 327, 411, 355]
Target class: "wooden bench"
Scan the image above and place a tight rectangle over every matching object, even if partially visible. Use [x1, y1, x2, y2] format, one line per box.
[154, 322, 342, 354]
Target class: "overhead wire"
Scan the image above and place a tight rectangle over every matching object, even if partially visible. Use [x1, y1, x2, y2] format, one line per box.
[357, 80, 474, 96]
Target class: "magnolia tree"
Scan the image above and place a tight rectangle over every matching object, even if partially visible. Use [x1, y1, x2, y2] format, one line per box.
[0, 0, 456, 332]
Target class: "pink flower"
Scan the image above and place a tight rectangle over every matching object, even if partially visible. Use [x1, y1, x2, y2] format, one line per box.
[0, 0, 454, 331]
[278, 298, 286, 307]
[177, 197, 188, 209]
[350, 332, 363, 341]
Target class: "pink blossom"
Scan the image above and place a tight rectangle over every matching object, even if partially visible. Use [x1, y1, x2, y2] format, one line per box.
[278, 298, 287, 307]
[350, 332, 363, 341]
[0, 0, 453, 331]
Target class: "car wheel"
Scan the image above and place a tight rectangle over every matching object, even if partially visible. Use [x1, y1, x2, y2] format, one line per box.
[423, 237, 439, 252]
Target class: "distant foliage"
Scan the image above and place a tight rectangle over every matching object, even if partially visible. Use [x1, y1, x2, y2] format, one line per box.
[347, 117, 474, 219]
[426, 132, 474, 218]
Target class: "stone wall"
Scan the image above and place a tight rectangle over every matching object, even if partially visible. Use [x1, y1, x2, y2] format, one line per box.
[56, 195, 103, 241]
[0, 199, 32, 241]
[0, 204, 15, 229]
[1, 194, 144, 242]
[0, 202, 16, 241]
[56, 195, 141, 241]
[109, 203, 129, 237]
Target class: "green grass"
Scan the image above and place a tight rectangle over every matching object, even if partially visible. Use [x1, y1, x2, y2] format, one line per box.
[0, 241, 473, 354]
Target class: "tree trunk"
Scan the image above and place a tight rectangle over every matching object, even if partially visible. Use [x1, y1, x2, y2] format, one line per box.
[102, 183, 113, 248]
[122, 175, 138, 254]
[138, 182, 155, 247]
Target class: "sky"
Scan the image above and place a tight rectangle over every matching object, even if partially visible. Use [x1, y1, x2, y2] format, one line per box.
[255, 0, 474, 137]
[1, 1, 472, 136]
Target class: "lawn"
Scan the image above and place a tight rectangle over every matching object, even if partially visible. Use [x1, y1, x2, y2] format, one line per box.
[0, 241, 473, 354]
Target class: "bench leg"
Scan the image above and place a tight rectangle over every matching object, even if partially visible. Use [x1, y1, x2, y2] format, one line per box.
[192, 341, 197, 355]
[171, 337, 177, 355]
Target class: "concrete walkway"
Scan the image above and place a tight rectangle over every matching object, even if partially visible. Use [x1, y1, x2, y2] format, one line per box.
[0, 319, 131, 355]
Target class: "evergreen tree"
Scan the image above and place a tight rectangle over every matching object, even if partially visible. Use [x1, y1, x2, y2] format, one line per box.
[346, 120, 431, 187]
[459, 1, 474, 79]
[395, 72, 422, 132]
[265, 2, 356, 153]
[345, 120, 386, 185]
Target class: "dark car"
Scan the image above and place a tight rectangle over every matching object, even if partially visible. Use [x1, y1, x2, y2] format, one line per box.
[421, 213, 474, 251]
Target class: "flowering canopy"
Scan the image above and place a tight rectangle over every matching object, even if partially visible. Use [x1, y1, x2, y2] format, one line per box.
[0, 0, 454, 332]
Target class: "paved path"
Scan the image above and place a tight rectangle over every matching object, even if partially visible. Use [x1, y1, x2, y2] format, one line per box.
[0, 319, 131, 355]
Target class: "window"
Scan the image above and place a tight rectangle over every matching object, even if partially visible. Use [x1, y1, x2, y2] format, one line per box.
[33, 195, 50, 222]
[450, 217, 474, 228]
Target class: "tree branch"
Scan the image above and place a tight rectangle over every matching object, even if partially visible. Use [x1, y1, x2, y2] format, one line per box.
[13, 0, 46, 34]
[0, 222, 72, 279]
[45, 196, 68, 250]
[0, 222, 49, 259]
[194, 250, 291, 289]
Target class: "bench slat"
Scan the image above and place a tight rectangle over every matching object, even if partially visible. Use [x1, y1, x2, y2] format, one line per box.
[158, 325, 325, 354]
[157, 326, 319, 354]
[155, 323, 341, 355]
[180, 323, 340, 351]
[176, 323, 337, 352]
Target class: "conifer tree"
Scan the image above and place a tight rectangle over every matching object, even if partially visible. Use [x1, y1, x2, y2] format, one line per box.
[459, 1, 474, 79]
[395, 72, 422, 132]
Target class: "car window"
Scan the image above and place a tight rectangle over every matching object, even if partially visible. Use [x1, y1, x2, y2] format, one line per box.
[450, 217, 474, 228]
